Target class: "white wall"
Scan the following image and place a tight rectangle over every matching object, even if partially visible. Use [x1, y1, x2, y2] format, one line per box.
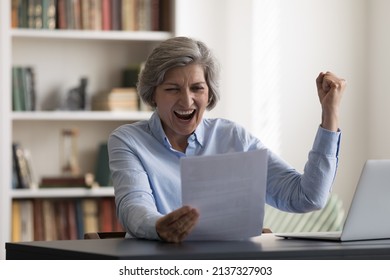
[175, 0, 373, 212]
[368, 0, 390, 159]
[254, 0, 368, 211]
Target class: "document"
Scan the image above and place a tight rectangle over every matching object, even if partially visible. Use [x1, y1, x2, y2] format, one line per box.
[181, 149, 268, 240]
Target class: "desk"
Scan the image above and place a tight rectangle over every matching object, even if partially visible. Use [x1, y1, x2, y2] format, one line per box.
[5, 234, 390, 260]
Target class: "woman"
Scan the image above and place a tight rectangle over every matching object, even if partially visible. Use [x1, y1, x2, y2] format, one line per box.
[108, 36, 346, 243]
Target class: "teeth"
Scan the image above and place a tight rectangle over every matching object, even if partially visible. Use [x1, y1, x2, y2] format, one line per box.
[175, 110, 194, 116]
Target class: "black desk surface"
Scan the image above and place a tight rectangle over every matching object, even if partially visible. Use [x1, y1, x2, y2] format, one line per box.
[6, 234, 390, 260]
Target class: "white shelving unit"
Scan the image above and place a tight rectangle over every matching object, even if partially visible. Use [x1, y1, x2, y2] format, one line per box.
[11, 187, 114, 199]
[0, 0, 174, 259]
[12, 111, 153, 121]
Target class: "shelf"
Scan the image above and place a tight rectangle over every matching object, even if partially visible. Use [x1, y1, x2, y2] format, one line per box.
[11, 29, 172, 42]
[12, 111, 153, 121]
[11, 187, 114, 199]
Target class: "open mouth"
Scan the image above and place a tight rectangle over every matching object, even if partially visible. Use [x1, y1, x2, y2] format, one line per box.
[174, 109, 196, 120]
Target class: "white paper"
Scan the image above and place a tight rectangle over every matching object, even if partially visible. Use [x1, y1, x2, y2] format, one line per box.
[181, 149, 268, 240]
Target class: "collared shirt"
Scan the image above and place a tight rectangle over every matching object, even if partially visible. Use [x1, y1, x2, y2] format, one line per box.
[108, 112, 341, 240]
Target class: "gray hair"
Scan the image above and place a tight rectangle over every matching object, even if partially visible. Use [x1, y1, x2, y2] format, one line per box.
[137, 36, 220, 110]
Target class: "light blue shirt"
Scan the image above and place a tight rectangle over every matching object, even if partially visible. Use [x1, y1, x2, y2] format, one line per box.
[108, 112, 341, 240]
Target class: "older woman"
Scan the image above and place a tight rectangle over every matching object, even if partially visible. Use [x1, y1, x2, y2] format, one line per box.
[108, 36, 346, 243]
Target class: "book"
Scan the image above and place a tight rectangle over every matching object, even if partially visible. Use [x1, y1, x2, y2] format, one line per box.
[89, 0, 102, 30]
[82, 198, 99, 234]
[99, 197, 114, 232]
[69, 0, 82, 30]
[12, 66, 36, 111]
[27, 0, 35, 28]
[122, 0, 137, 31]
[159, 0, 172, 31]
[138, 0, 151, 31]
[42, 0, 57, 29]
[66, 200, 78, 240]
[11, 0, 19, 28]
[20, 200, 34, 241]
[12, 200, 21, 242]
[39, 174, 94, 188]
[150, 0, 160, 31]
[33, 0, 43, 29]
[94, 143, 111, 186]
[80, 0, 90, 29]
[54, 200, 68, 240]
[102, 0, 112, 30]
[33, 199, 45, 241]
[42, 199, 57, 240]
[24, 67, 36, 111]
[12, 143, 34, 189]
[75, 199, 85, 239]
[111, 0, 122, 30]
[57, 0, 67, 29]
[17, 0, 29, 28]
[12, 66, 23, 111]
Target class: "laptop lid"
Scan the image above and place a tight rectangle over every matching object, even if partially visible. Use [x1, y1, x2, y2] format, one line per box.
[340, 159, 390, 241]
[276, 160, 390, 241]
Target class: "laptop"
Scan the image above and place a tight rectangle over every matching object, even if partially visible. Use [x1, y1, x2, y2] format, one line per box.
[276, 160, 390, 241]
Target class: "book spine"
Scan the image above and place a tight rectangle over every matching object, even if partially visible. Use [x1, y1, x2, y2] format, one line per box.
[102, 0, 112, 30]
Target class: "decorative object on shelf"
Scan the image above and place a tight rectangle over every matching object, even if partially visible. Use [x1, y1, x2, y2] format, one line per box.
[122, 65, 140, 88]
[60, 128, 80, 176]
[64, 77, 88, 111]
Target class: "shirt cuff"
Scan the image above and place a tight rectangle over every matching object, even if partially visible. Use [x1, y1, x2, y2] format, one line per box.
[141, 213, 163, 240]
[312, 126, 341, 157]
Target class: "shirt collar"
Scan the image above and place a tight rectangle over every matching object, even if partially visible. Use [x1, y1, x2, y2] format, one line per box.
[148, 111, 205, 148]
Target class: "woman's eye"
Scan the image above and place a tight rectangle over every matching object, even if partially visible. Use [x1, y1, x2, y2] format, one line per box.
[192, 86, 204, 92]
[165, 88, 179, 92]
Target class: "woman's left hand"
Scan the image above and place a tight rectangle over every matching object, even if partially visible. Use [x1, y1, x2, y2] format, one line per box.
[316, 71, 347, 131]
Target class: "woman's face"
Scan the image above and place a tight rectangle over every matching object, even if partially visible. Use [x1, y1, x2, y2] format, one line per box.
[154, 64, 209, 145]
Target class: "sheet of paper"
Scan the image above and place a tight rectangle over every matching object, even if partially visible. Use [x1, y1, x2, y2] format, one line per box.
[181, 149, 268, 240]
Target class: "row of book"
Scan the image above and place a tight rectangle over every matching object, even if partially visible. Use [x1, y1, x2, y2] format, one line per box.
[12, 66, 36, 112]
[11, 0, 172, 31]
[12, 197, 123, 242]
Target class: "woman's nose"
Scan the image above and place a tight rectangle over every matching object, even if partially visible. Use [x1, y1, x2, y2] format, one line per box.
[179, 88, 193, 106]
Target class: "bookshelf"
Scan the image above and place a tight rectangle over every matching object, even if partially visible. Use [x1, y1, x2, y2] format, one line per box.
[0, 0, 175, 259]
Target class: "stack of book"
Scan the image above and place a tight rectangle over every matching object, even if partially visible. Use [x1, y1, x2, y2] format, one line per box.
[91, 87, 139, 111]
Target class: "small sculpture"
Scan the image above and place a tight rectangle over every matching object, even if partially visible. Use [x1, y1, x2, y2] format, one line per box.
[65, 77, 88, 110]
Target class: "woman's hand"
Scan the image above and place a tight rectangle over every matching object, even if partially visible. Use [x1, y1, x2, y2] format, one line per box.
[316, 71, 347, 131]
[156, 205, 199, 243]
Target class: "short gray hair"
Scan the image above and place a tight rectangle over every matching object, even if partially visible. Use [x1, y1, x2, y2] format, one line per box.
[137, 36, 220, 110]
